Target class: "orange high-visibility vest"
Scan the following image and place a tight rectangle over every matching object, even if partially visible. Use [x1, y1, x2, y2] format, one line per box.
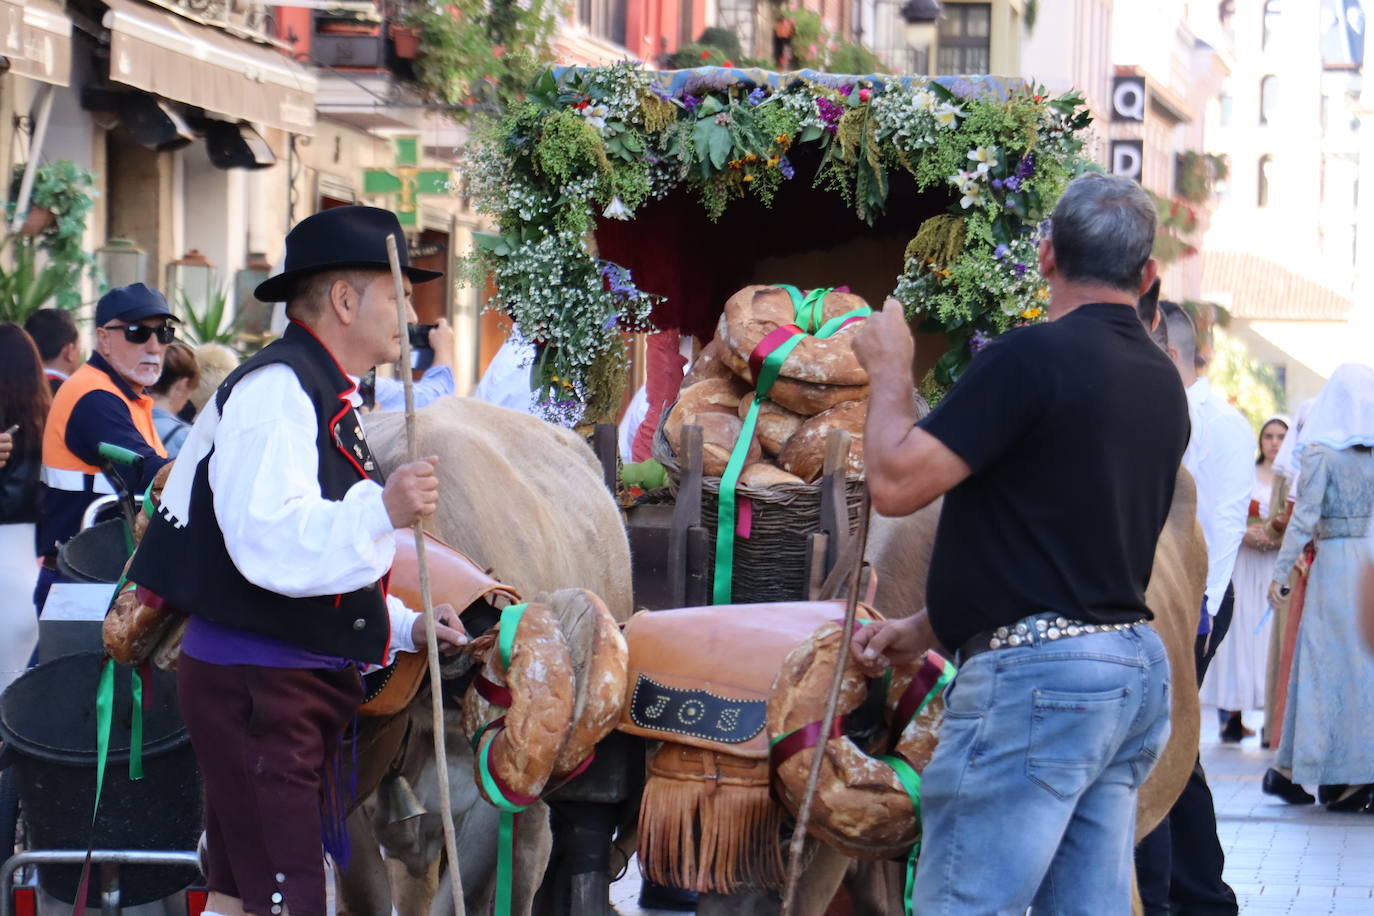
[41, 362, 167, 494]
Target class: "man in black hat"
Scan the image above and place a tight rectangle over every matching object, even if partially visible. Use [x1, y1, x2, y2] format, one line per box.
[128, 206, 466, 916]
[36, 283, 176, 611]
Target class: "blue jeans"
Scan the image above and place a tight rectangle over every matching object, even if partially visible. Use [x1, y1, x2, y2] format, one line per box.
[911, 624, 1172, 916]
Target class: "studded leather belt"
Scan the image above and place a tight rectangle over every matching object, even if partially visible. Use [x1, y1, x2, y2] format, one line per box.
[956, 612, 1149, 665]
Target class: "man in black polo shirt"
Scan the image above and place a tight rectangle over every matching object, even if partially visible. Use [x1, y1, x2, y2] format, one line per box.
[852, 172, 1190, 915]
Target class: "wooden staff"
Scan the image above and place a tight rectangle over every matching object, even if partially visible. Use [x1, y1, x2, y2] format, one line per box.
[780, 490, 873, 916]
[386, 234, 466, 916]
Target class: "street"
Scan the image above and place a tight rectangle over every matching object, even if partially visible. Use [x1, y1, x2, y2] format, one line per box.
[610, 709, 1374, 915]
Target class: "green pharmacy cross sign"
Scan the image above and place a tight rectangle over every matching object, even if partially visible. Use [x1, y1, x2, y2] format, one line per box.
[362, 136, 454, 229]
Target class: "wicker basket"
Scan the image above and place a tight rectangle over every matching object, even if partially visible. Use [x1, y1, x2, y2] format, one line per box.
[653, 410, 865, 604]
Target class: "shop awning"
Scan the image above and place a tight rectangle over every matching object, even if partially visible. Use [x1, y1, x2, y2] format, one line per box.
[0, 0, 73, 86]
[103, 0, 317, 134]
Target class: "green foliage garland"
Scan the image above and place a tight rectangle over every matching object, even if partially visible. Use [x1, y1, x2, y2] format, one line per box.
[466, 65, 1093, 420]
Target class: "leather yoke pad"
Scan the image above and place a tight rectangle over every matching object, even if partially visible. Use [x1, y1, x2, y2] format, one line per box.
[618, 601, 877, 758]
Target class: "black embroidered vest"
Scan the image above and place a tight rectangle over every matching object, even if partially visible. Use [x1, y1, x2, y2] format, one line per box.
[128, 322, 392, 662]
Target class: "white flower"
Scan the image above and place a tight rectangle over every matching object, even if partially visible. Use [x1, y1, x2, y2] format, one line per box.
[912, 88, 936, 111]
[603, 197, 631, 220]
[933, 103, 964, 128]
[967, 146, 996, 176]
[950, 170, 984, 209]
[581, 104, 609, 131]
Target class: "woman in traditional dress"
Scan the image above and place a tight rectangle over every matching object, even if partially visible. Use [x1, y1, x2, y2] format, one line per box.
[1263, 363, 1374, 810]
[1204, 416, 1288, 741]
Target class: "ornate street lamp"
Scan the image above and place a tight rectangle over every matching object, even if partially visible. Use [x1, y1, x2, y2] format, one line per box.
[900, 0, 942, 55]
[96, 238, 148, 289]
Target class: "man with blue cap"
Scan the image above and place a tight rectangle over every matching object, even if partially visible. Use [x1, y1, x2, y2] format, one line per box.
[36, 282, 176, 610]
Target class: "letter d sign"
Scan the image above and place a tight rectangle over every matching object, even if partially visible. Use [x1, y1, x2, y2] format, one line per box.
[1110, 140, 1144, 181]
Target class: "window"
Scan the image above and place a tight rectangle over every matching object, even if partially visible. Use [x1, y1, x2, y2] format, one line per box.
[1263, 0, 1281, 50]
[1260, 75, 1278, 124]
[1258, 154, 1273, 207]
[1219, 92, 1233, 126]
[578, 0, 627, 47]
[936, 3, 991, 75]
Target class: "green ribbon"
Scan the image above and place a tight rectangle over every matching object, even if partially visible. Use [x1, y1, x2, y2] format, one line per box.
[93, 659, 114, 818]
[128, 666, 143, 781]
[710, 291, 872, 605]
[497, 603, 525, 671]
[880, 753, 924, 916]
[484, 603, 529, 916]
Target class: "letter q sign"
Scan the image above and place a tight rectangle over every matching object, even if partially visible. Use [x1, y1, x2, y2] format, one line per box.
[1112, 76, 1146, 122]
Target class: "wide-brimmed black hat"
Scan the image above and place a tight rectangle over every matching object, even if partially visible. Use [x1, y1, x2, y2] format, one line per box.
[254, 205, 443, 302]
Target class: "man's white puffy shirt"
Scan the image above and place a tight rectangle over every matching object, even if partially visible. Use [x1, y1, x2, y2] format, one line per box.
[1182, 377, 1257, 617]
[161, 363, 419, 662]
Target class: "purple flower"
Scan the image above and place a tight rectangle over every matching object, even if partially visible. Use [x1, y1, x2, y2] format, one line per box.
[815, 97, 845, 134]
[993, 244, 1010, 259]
[683, 94, 701, 112]
[991, 178, 1005, 191]
[1013, 262, 1028, 277]
[839, 83, 854, 97]
[1013, 153, 1036, 180]
[1003, 175, 1023, 192]
[747, 87, 766, 106]
[602, 312, 621, 331]
[969, 330, 992, 355]
[779, 157, 795, 180]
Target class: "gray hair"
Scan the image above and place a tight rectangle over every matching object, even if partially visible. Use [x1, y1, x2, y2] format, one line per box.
[1160, 300, 1196, 365]
[1049, 173, 1157, 293]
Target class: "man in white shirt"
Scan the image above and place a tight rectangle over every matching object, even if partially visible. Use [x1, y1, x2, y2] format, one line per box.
[1136, 301, 1251, 916]
[128, 206, 467, 916]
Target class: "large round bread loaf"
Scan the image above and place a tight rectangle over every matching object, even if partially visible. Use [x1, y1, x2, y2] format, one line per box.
[668, 410, 762, 477]
[682, 338, 736, 388]
[738, 462, 805, 488]
[463, 602, 576, 801]
[768, 621, 950, 861]
[715, 316, 867, 416]
[777, 400, 867, 483]
[541, 588, 629, 777]
[664, 376, 750, 449]
[738, 394, 804, 456]
[720, 286, 869, 387]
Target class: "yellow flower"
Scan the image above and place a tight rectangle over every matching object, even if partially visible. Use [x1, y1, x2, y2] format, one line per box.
[767, 155, 780, 167]
[776, 134, 792, 147]
[744, 153, 758, 163]
[727, 159, 742, 169]
[1020, 307, 1043, 320]
[743, 173, 755, 182]
[1037, 287, 1049, 299]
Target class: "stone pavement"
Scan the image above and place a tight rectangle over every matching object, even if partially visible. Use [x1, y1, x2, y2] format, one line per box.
[610, 710, 1374, 914]
[1203, 711, 1374, 915]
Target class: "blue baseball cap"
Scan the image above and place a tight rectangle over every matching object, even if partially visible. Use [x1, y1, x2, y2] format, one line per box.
[95, 283, 176, 327]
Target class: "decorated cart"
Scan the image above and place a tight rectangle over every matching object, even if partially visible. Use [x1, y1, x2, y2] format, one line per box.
[466, 61, 1092, 604]
[459, 63, 1098, 914]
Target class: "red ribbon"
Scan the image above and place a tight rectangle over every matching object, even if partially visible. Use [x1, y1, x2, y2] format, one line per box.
[748, 324, 805, 380]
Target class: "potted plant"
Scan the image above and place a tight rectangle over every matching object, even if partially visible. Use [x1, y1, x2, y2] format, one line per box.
[0, 160, 99, 321]
[390, 23, 421, 58]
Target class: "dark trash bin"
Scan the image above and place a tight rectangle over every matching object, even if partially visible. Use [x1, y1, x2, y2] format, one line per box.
[56, 519, 131, 585]
[0, 652, 201, 906]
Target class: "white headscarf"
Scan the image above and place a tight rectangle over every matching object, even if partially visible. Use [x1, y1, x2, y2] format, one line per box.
[1273, 399, 1314, 481]
[1292, 362, 1374, 464]
[1257, 413, 1291, 465]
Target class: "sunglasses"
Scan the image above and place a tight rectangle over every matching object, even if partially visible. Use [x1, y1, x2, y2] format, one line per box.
[103, 323, 176, 344]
